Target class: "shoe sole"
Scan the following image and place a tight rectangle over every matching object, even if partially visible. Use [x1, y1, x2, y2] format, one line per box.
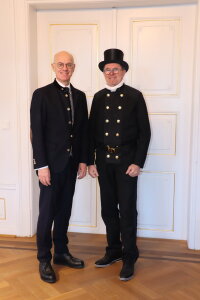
[40, 276, 56, 283]
[119, 274, 134, 281]
[95, 258, 122, 268]
[53, 261, 84, 269]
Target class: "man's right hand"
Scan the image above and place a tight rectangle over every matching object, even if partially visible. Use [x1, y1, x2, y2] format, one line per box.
[88, 165, 99, 178]
[38, 167, 51, 186]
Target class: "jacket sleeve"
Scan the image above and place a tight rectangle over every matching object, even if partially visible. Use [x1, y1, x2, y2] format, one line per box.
[88, 95, 98, 165]
[133, 92, 151, 168]
[30, 89, 48, 169]
[79, 92, 89, 164]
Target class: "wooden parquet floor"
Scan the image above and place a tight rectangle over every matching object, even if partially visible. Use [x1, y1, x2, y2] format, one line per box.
[0, 233, 200, 300]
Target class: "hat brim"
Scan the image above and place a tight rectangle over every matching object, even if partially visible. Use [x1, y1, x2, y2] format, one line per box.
[98, 60, 129, 72]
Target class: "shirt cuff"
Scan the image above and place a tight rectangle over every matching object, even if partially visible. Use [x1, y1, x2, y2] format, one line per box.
[35, 166, 48, 170]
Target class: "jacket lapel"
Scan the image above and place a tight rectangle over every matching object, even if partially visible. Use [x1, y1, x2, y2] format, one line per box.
[70, 84, 78, 124]
[70, 84, 78, 110]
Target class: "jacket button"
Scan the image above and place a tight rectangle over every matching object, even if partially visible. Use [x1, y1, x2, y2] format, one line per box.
[67, 148, 70, 152]
[106, 154, 110, 158]
[106, 106, 110, 110]
[65, 94, 69, 97]
[116, 133, 119, 136]
[107, 93, 110, 97]
[115, 155, 119, 159]
[118, 106, 122, 110]
[120, 94, 124, 97]
[117, 119, 120, 123]
[105, 119, 109, 123]
[67, 107, 71, 111]
[105, 132, 109, 136]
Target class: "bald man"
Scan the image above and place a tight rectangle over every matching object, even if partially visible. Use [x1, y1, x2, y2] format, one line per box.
[30, 51, 88, 283]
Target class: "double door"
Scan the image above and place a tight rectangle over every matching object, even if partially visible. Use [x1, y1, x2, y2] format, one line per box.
[36, 4, 196, 239]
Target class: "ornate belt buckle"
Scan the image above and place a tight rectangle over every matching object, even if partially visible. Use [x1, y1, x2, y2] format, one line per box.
[107, 145, 116, 153]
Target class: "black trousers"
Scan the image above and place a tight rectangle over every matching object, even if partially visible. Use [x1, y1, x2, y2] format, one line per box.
[36, 158, 78, 262]
[96, 160, 139, 261]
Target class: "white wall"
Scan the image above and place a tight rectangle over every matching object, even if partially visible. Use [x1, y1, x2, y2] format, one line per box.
[0, 0, 20, 235]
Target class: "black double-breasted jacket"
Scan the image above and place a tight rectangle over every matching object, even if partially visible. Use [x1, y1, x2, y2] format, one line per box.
[30, 80, 88, 173]
[88, 84, 151, 168]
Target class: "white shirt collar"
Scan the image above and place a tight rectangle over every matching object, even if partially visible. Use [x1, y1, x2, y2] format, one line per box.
[56, 79, 70, 89]
[105, 80, 124, 92]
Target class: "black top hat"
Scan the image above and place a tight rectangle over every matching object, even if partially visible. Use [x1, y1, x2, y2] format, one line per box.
[98, 48, 129, 72]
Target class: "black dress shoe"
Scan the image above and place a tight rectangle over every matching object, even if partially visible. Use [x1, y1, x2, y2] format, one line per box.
[119, 253, 139, 281]
[39, 262, 56, 283]
[53, 253, 84, 269]
[119, 260, 135, 281]
[95, 254, 122, 268]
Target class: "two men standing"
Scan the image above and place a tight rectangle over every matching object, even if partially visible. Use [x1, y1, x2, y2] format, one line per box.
[30, 48, 150, 283]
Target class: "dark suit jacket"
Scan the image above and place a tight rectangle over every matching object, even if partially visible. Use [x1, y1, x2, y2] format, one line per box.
[30, 80, 88, 173]
[88, 84, 151, 168]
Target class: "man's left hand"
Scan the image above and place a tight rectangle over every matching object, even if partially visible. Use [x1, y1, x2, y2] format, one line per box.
[126, 164, 140, 177]
[77, 163, 87, 179]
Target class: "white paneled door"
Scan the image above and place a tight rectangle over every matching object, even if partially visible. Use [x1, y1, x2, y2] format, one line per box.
[36, 4, 196, 239]
[117, 6, 196, 239]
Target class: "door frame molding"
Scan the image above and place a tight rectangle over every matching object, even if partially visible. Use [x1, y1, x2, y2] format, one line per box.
[27, 0, 197, 9]
[14, 0, 200, 249]
[188, 1, 200, 249]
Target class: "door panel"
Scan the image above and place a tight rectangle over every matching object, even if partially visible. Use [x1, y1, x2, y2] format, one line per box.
[37, 9, 114, 234]
[37, 9, 114, 102]
[117, 5, 196, 239]
[50, 24, 99, 95]
[131, 19, 179, 96]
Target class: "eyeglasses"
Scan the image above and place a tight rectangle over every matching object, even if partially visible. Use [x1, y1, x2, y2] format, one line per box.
[54, 62, 74, 69]
[103, 68, 122, 75]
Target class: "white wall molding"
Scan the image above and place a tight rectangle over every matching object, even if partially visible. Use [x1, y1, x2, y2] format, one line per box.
[0, 184, 16, 190]
[13, 0, 33, 236]
[188, 0, 200, 249]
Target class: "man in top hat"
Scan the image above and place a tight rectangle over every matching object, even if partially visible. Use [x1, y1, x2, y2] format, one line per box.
[88, 48, 151, 281]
